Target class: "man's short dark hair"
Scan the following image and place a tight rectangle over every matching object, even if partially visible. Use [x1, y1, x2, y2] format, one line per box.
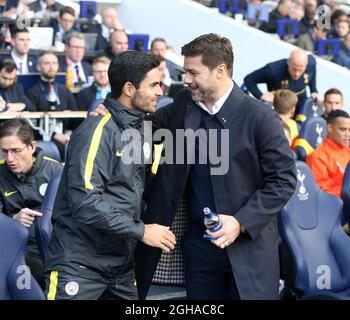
[324, 87, 343, 100]
[0, 118, 34, 145]
[327, 109, 350, 124]
[150, 37, 167, 50]
[181, 33, 234, 77]
[108, 51, 161, 99]
[59, 6, 75, 18]
[0, 59, 17, 73]
[11, 27, 29, 39]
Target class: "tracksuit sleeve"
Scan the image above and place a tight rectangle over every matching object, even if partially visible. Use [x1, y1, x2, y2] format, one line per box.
[64, 115, 144, 240]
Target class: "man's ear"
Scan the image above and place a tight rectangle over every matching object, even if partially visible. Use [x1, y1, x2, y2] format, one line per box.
[30, 141, 37, 154]
[123, 81, 135, 98]
[216, 63, 227, 78]
[327, 123, 333, 134]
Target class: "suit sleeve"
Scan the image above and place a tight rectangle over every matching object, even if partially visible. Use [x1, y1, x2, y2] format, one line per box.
[26, 86, 39, 111]
[244, 66, 270, 100]
[234, 110, 297, 239]
[64, 117, 144, 240]
[17, 84, 36, 111]
[66, 88, 78, 111]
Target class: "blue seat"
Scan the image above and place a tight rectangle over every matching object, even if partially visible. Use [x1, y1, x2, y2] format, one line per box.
[341, 161, 350, 225]
[279, 161, 350, 299]
[293, 117, 327, 161]
[35, 174, 61, 265]
[0, 213, 45, 300]
[295, 98, 325, 127]
[157, 96, 173, 109]
[36, 140, 62, 162]
[87, 98, 104, 113]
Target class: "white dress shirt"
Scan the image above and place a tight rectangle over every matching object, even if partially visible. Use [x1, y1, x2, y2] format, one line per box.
[196, 81, 234, 115]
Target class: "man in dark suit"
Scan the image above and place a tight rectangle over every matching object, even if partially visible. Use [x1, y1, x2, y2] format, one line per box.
[133, 33, 297, 300]
[59, 32, 92, 87]
[244, 49, 322, 114]
[0, 59, 34, 112]
[27, 51, 76, 155]
[0, 27, 37, 74]
[92, 33, 297, 300]
[101, 29, 128, 61]
[45, 6, 78, 48]
[76, 56, 111, 110]
[87, 7, 124, 51]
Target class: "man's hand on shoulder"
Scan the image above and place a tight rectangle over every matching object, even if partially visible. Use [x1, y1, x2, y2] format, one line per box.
[89, 104, 108, 117]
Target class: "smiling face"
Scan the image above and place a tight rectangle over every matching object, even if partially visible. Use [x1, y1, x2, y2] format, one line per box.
[183, 55, 217, 103]
[130, 67, 163, 113]
[0, 135, 36, 174]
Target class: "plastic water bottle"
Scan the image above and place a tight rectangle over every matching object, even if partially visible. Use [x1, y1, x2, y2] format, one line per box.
[203, 207, 222, 241]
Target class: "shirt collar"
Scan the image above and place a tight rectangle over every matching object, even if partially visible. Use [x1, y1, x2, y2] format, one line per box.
[11, 51, 28, 64]
[196, 81, 234, 115]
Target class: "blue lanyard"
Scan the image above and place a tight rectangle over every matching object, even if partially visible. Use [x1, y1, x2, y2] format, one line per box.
[39, 81, 61, 107]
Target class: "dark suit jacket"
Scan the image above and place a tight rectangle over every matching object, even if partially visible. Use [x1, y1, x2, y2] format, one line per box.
[75, 84, 97, 110]
[26, 80, 77, 111]
[58, 57, 92, 81]
[0, 83, 35, 110]
[135, 84, 297, 300]
[87, 23, 109, 51]
[0, 53, 37, 73]
[44, 18, 78, 45]
[244, 55, 317, 113]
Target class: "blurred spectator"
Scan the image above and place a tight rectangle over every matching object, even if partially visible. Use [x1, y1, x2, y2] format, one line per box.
[150, 37, 176, 82]
[46, 6, 78, 49]
[290, 2, 308, 35]
[328, 19, 350, 41]
[260, 0, 292, 33]
[296, 24, 327, 52]
[1, 27, 38, 75]
[101, 29, 128, 60]
[29, 0, 63, 22]
[89, 7, 124, 51]
[76, 56, 111, 110]
[59, 32, 92, 87]
[322, 88, 344, 119]
[27, 51, 76, 153]
[158, 58, 171, 95]
[330, 9, 348, 29]
[299, 0, 317, 34]
[273, 89, 299, 143]
[244, 49, 321, 114]
[27, 51, 77, 112]
[306, 109, 350, 198]
[0, 0, 18, 16]
[0, 59, 34, 112]
[333, 32, 350, 69]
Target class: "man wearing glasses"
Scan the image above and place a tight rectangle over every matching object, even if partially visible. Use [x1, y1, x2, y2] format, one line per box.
[76, 56, 111, 110]
[59, 32, 92, 88]
[0, 118, 63, 286]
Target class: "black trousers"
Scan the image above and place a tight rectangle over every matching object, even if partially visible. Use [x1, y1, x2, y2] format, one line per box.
[184, 250, 240, 300]
[44, 269, 138, 300]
